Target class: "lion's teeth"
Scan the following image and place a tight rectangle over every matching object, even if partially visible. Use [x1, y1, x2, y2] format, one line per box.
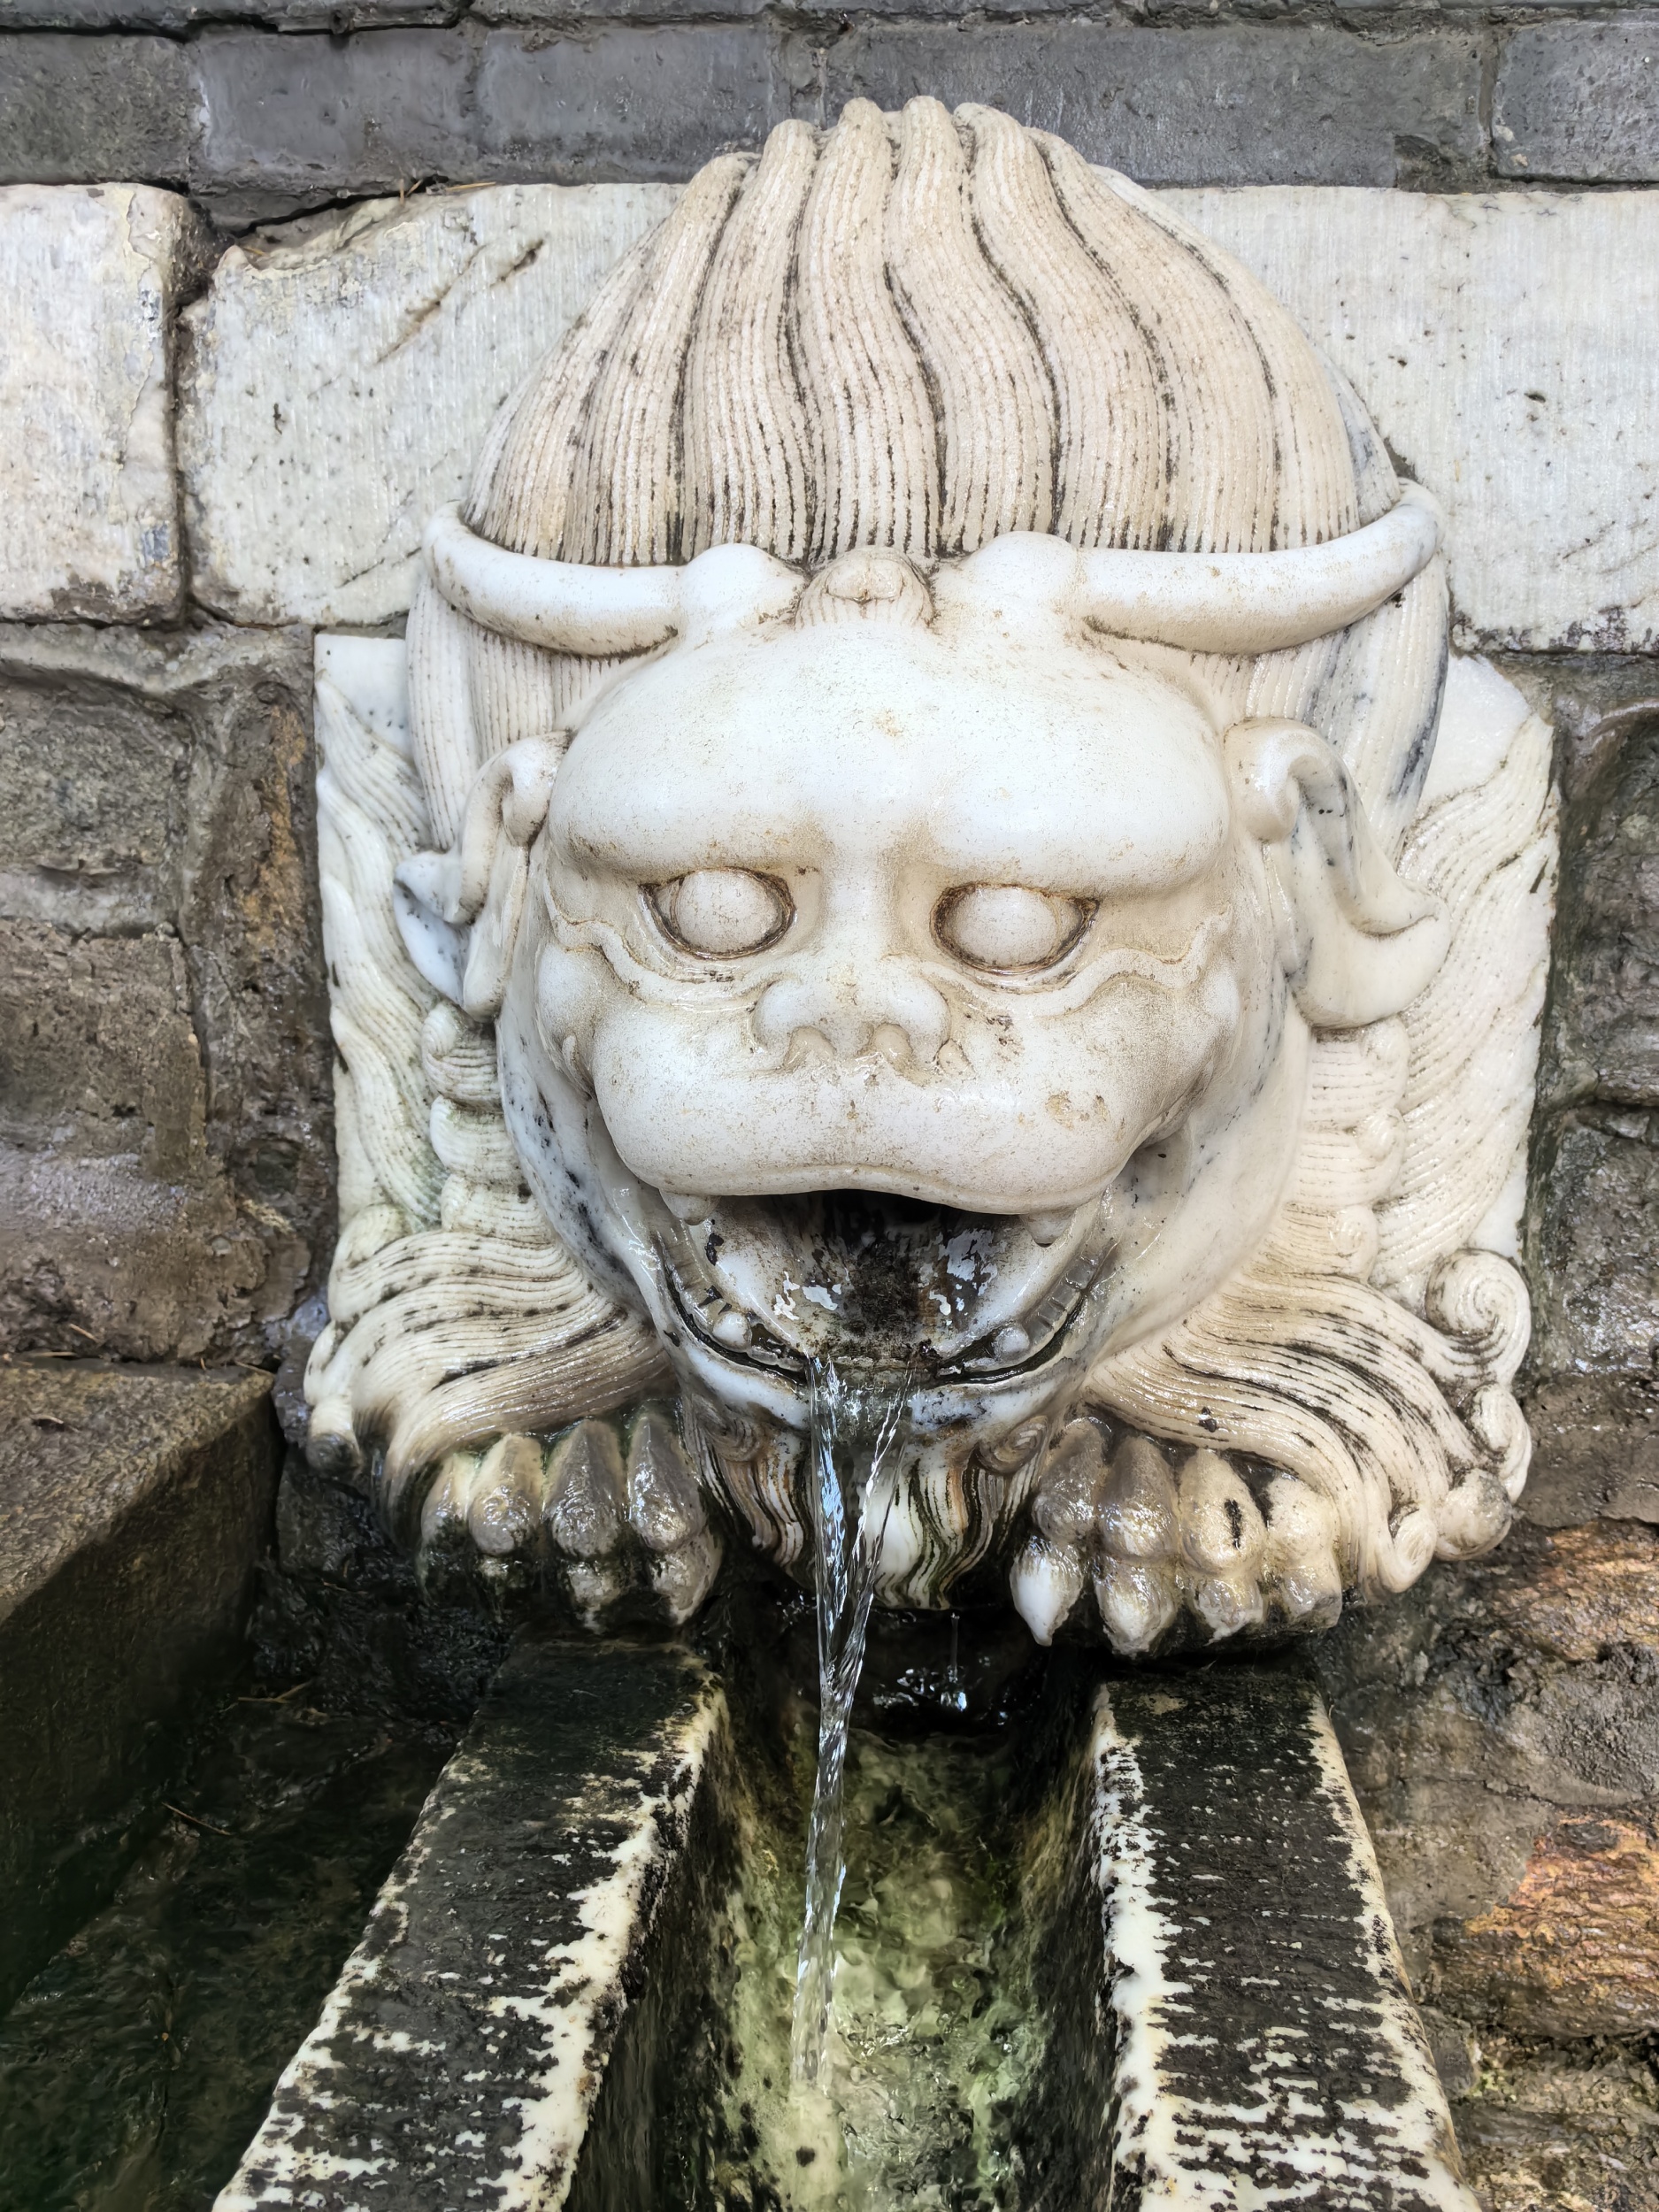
[1096, 1435, 1180, 1562]
[1094, 1557, 1180, 1654]
[662, 1189, 712, 1222]
[544, 1420, 626, 1557]
[710, 1304, 754, 1349]
[993, 1322, 1031, 1362]
[626, 1409, 706, 1552]
[1175, 1448, 1267, 1576]
[1022, 1208, 1073, 1246]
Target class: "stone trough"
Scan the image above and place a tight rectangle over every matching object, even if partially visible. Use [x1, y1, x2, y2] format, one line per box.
[211, 1624, 1474, 2212]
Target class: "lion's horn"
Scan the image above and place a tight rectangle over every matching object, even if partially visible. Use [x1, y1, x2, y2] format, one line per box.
[424, 506, 683, 658]
[428, 484, 1442, 662]
[1071, 486, 1443, 654]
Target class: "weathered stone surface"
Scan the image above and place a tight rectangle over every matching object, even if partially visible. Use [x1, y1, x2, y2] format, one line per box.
[1526, 1110, 1659, 1378]
[179, 183, 675, 626]
[1317, 1528, 1659, 2048]
[1521, 1375, 1659, 1530]
[0, 35, 200, 190]
[1481, 1520, 1659, 1663]
[475, 0, 772, 19]
[0, 185, 207, 621]
[1495, 20, 1659, 185]
[1454, 2034, 1659, 2212]
[1168, 187, 1659, 654]
[0, 622, 332, 1363]
[1539, 701, 1659, 1116]
[0, 1361, 279, 2009]
[816, 24, 1485, 187]
[1, 0, 452, 20]
[0, 922, 213, 1178]
[1443, 1815, 1659, 2038]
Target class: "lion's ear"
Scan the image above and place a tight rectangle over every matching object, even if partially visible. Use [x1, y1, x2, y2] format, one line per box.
[394, 735, 564, 1018]
[1225, 718, 1449, 1027]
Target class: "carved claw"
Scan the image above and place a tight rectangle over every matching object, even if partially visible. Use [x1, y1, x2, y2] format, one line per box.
[415, 1406, 723, 1629]
[1010, 1421, 1353, 1654]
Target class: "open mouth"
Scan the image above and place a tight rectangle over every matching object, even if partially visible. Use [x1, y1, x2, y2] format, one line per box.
[651, 1187, 1116, 1383]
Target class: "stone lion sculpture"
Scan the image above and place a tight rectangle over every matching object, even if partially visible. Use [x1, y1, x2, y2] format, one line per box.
[303, 98, 1555, 1655]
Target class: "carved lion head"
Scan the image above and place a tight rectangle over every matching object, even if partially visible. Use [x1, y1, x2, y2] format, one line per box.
[305, 99, 1551, 1655]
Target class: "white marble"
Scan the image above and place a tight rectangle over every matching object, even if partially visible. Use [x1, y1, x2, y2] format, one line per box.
[1169, 186, 1659, 653]
[178, 183, 679, 629]
[0, 185, 203, 621]
[305, 104, 1553, 1650]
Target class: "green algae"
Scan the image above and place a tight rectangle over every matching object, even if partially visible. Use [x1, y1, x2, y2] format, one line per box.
[704, 1717, 1062, 2212]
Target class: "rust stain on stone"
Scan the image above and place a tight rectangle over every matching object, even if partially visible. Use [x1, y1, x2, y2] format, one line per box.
[1485, 1521, 1659, 1661]
[1453, 1815, 1659, 2038]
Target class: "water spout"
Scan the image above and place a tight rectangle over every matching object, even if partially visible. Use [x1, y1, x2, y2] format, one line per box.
[789, 1358, 911, 2086]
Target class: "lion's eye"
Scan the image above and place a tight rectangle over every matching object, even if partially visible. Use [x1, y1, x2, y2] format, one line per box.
[652, 870, 793, 957]
[936, 885, 1089, 972]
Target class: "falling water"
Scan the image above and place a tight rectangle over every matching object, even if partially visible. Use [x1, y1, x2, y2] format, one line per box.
[789, 1358, 912, 2086]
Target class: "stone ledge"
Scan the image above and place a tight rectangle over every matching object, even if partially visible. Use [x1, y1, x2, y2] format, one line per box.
[219, 1632, 733, 2210]
[0, 1361, 280, 2008]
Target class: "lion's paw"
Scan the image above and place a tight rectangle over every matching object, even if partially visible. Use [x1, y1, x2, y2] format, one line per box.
[417, 1405, 722, 1628]
[1010, 1419, 1344, 1654]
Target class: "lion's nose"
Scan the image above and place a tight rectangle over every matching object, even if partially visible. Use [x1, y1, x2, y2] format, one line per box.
[754, 962, 950, 1069]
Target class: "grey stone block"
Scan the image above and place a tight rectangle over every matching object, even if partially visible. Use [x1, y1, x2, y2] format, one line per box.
[475, 25, 777, 182]
[0, 623, 333, 1364]
[1540, 702, 1659, 1116]
[184, 22, 774, 216]
[193, 27, 478, 211]
[0, 925, 209, 1179]
[1521, 1374, 1659, 1530]
[0, 1362, 279, 2010]
[0, 0, 453, 21]
[1495, 19, 1659, 184]
[476, 0, 771, 22]
[810, 24, 1486, 187]
[0, 34, 200, 186]
[1526, 1110, 1659, 1378]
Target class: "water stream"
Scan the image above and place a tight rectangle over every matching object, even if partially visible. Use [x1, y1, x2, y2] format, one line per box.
[789, 1358, 913, 2087]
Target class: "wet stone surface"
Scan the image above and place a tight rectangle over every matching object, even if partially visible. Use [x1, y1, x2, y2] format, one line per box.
[0, 1362, 280, 2011]
[0, 620, 331, 1366]
[219, 1632, 734, 2211]
[1089, 1662, 1471, 2210]
[0, 1680, 451, 2212]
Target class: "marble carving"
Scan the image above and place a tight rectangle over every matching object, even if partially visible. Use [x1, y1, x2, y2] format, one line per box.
[303, 100, 1555, 1654]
